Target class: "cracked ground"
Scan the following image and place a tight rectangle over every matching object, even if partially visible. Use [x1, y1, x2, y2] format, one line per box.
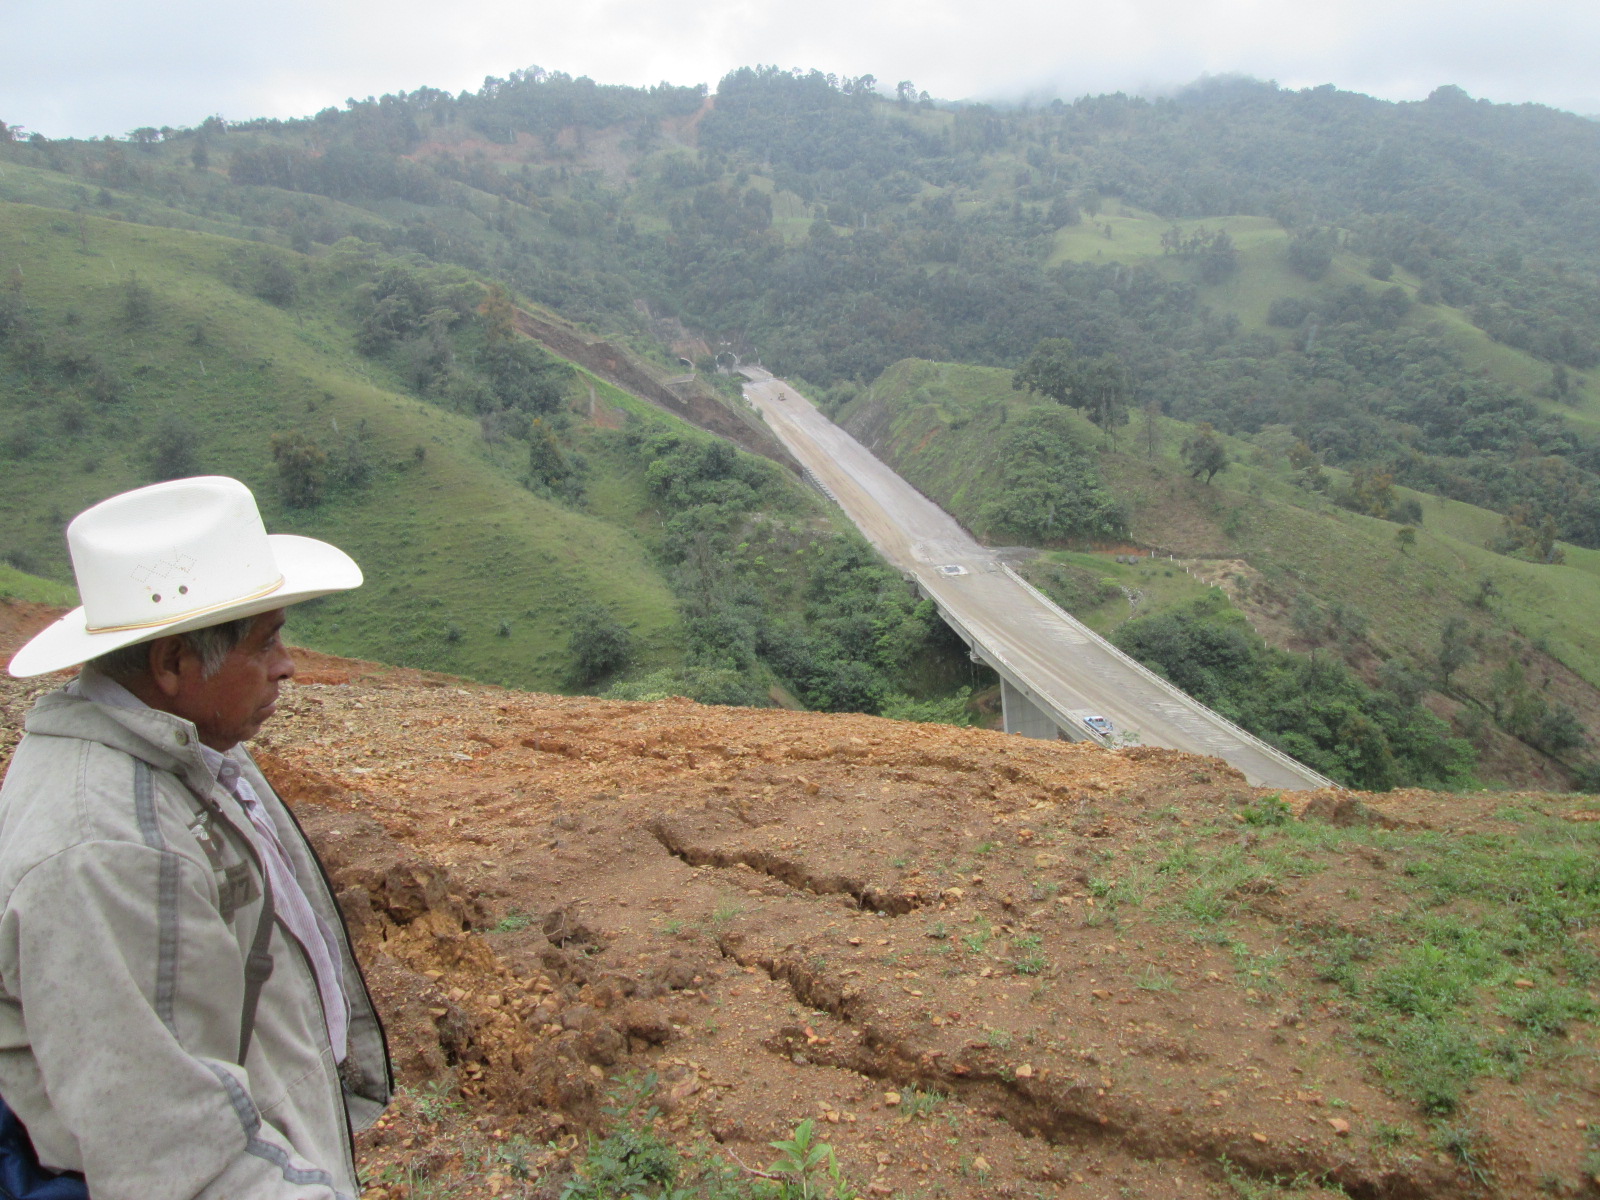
[3, 610, 1599, 1200]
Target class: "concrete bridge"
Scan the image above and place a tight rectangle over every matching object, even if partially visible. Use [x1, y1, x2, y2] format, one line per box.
[740, 369, 1337, 791]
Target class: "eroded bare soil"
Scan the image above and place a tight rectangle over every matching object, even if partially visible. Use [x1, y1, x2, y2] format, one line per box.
[3, 602, 1597, 1200]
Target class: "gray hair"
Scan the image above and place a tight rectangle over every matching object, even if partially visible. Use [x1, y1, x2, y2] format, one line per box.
[90, 616, 256, 683]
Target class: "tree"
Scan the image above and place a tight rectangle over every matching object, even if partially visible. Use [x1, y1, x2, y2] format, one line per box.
[1013, 340, 1130, 440]
[253, 254, 298, 306]
[145, 415, 199, 480]
[120, 272, 154, 328]
[569, 605, 631, 685]
[270, 431, 327, 508]
[479, 282, 516, 345]
[1395, 525, 1417, 554]
[1286, 228, 1336, 280]
[1181, 423, 1229, 483]
[1012, 339, 1078, 407]
[1436, 617, 1473, 687]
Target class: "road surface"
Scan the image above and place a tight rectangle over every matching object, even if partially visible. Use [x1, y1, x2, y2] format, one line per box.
[741, 370, 1336, 791]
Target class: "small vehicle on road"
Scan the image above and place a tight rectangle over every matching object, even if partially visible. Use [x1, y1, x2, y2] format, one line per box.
[1083, 715, 1114, 738]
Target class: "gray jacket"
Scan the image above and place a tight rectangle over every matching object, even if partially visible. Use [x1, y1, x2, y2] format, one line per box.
[0, 686, 390, 1198]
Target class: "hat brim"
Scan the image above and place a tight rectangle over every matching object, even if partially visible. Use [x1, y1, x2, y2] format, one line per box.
[7, 534, 363, 678]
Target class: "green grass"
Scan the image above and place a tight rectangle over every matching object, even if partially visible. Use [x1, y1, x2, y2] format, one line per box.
[0, 564, 76, 606]
[1154, 803, 1600, 1117]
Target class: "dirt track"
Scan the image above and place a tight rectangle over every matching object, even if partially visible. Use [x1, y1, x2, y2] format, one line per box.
[3, 602, 1598, 1200]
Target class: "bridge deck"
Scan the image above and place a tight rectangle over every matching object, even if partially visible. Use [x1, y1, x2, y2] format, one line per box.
[741, 371, 1336, 791]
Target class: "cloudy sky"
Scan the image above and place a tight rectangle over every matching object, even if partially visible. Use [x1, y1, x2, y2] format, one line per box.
[5, 0, 1597, 139]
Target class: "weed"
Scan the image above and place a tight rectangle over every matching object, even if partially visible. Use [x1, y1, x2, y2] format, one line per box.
[985, 1028, 1014, 1051]
[962, 922, 993, 955]
[925, 920, 950, 940]
[898, 1087, 947, 1119]
[1134, 965, 1178, 993]
[1010, 933, 1047, 975]
[1218, 1155, 1316, 1199]
[1500, 984, 1599, 1036]
[660, 918, 687, 936]
[1371, 1122, 1413, 1147]
[412, 1080, 463, 1123]
[766, 1118, 858, 1200]
[1433, 1123, 1493, 1185]
[493, 907, 534, 933]
[1240, 794, 1292, 827]
[711, 898, 745, 926]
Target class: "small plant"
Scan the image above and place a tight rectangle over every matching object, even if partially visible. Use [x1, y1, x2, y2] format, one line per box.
[1433, 1123, 1493, 1185]
[711, 898, 745, 926]
[1010, 933, 1047, 976]
[412, 1080, 463, 1123]
[563, 1073, 680, 1200]
[962, 926, 992, 955]
[985, 1027, 1014, 1051]
[1134, 965, 1178, 992]
[925, 921, 950, 940]
[494, 907, 534, 933]
[898, 1087, 946, 1119]
[766, 1118, 859, 1200]
[1371, 1121, 1413, 1147]
[660, 918, 686, 936]
[1240, 794, 1292, 827]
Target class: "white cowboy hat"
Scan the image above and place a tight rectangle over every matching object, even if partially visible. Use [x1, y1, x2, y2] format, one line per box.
[8, 476, 362, 678]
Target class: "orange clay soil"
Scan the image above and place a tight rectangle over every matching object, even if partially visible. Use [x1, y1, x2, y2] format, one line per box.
[3, 600, 1598, 1200]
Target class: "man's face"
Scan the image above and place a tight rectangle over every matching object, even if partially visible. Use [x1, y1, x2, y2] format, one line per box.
[172, 610, 295, 752]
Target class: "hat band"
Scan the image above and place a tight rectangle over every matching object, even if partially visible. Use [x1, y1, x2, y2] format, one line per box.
[84, 576, 286, 634]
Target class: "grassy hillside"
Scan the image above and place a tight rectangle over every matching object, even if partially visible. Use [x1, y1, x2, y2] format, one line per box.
[0, 202, 702, 689]
[0, 564, 75, 607]
[0, 201, 971, 714]
[1049, 202, 1599, 416]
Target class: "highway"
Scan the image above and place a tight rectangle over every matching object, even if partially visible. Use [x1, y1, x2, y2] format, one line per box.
[741, 370, 1337, 791]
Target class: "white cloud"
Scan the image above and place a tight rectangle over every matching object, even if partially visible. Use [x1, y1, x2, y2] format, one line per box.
[3, 0, 1596, 138]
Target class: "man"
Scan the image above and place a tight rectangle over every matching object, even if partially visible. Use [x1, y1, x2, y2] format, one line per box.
[0, 476, 390, 1198]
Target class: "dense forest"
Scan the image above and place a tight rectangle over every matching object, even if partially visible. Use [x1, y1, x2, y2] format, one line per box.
[5, 68, 1596, 545]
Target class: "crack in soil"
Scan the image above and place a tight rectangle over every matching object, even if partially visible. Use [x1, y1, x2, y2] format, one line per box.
[714, 933, 1452, 1200]
[650, 820, 930, 914]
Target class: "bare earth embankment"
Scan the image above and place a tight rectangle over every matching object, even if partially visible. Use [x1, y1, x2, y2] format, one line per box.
[3, 601, 1597, 1200]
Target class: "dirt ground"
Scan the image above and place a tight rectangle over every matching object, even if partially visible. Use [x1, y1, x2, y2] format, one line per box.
[2, 601, 1598, 1200]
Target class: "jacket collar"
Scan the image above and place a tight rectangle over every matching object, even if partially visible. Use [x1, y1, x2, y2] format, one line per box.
[24, 683, 224, 800]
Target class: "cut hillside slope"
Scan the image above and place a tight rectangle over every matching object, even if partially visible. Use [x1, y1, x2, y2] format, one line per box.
[4, 602, 1597, 1200]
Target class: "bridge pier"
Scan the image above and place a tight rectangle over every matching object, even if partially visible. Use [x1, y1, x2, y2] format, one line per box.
[1000, 679, 1069, 741]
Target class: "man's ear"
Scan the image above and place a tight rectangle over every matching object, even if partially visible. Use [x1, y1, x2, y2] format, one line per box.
[144, 635, 189, 699]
